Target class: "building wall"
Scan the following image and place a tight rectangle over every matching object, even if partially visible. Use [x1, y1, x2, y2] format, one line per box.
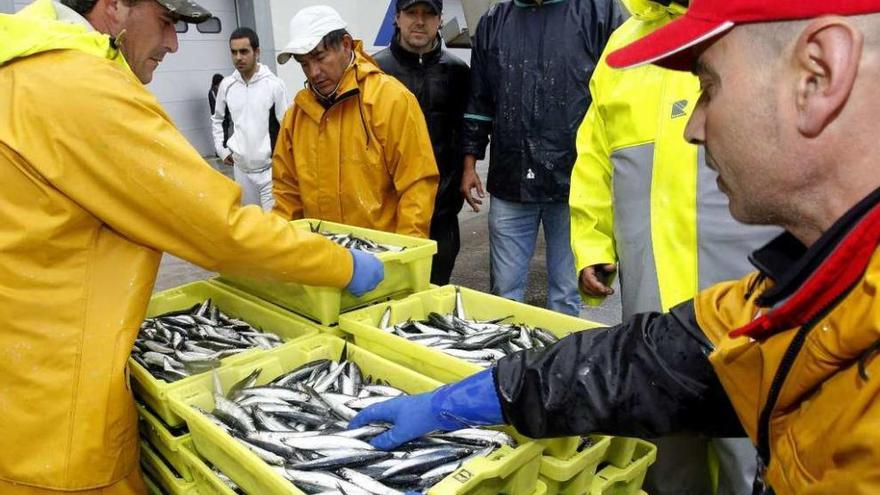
[148, 0, 238, 156]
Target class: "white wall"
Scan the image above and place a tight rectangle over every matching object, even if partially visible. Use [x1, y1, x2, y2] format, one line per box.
[268, 0, 470, 96]
[148, 0, 237, 156]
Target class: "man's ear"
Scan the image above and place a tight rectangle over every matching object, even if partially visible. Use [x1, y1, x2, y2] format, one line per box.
[104, 0, 123, 21]
[793, 17, 863, 137]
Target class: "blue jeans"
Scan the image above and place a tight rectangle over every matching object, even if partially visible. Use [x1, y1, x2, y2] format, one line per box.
[488, 197, 581, 316]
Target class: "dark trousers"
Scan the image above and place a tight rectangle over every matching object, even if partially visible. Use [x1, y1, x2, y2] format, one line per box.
[429, 213, 461, 285]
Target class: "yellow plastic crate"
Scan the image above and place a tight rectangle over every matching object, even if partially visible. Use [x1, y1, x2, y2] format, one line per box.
[168, 334, 544, 495]
[590, 440, 657, 495]
[137, 403, 192, 482]
[131, 280, 322, 427]
[143, 473, 162, 495]
[532, 479, 548, 495]
[178, 442, 240, 495]
[211, 278, 410, 339]
[140, 441, 198, 495]
[217, 219, 437, 325]
[339, 285, 601, 458]
[604, 438, 639, 468]
[339, 285, 601, 384]
[539, 436, 611, 495]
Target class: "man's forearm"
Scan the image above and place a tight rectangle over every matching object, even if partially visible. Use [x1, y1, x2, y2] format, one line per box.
[494, 301, 744, 439]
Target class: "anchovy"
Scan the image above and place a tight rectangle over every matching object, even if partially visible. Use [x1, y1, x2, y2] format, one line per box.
[309, 221, 405, 254]
[375, 288, 585, 367]
[132, 299, 284, 382]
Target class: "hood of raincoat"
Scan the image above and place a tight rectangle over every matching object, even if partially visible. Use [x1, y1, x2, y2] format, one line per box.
[298, 41, 383, 117]
[0, 0, 129, 69]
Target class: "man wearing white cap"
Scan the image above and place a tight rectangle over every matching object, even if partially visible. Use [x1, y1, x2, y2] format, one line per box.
[272, 5, 440, 239]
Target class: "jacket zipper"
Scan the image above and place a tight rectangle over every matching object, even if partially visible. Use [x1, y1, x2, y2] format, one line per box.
[756, 283, 858, 466]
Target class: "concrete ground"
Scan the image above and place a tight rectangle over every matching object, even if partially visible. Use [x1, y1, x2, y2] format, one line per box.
[155, 158, 623, 326]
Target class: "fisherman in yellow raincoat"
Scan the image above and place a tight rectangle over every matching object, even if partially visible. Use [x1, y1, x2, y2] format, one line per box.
[272, 5, 440, 239]
[0, 0, 384, 492]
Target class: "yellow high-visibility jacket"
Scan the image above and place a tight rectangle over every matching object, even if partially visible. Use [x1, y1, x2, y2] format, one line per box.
[0, 1, 352, 492]
[697, 214, 880, 494]
[570, 0, 778, 318]
[272, 42, 439, 238]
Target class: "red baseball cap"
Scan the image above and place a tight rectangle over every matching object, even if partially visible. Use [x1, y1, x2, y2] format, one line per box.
[607, 0, 880, 71]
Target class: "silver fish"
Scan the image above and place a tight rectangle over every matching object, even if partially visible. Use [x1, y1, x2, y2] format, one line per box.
[194, 358, 513, 493]
[132, 299, 284, 382]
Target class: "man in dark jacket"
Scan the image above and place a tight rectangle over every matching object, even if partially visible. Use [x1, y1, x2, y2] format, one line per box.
[374, 0, 470, 285]
[460, 0, 624, 315]
[351, 2, 880, 494]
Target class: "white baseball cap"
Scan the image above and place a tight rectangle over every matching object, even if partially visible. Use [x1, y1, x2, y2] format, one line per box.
[277, 5, 348, 65]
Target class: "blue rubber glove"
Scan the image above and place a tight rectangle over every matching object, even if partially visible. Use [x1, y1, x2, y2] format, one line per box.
[348, 369, 504, 450]
[346, 248, 384, 297]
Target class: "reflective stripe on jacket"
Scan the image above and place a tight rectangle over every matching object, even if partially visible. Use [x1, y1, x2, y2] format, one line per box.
[272, 42, 439, 238]
[0, 1, 352, 491]
[570, 0, 778, 318]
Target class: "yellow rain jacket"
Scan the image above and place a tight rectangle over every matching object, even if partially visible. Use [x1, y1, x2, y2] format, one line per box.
[0, 1, 353, 492]
[696, 192, 880, 494]
[272, 42, 439, 238]
[569, 0, 777, 319]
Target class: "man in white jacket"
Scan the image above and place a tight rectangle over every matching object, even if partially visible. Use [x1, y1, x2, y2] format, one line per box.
[212, 27, 289, 210]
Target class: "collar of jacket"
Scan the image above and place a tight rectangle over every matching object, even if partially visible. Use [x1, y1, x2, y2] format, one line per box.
[0, 0, 130, 70]
[620, 0, 687, 20]
[295, 40, 381, 122]
[731, 185, 880, 339]
[232, 63, 270, 85]
[389, 31, 442, 67]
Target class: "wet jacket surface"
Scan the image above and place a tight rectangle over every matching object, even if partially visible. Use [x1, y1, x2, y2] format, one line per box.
[272, 42, 439, 238]
[495, 187, 880, 494]
[570, 0, 778, 318]
[373, 34, 470, 220]
[463, 0, 624, 203]
[0, 1, 353, 491]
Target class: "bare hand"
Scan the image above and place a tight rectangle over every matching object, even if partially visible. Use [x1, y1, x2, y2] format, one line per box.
[223, 155, 234, 166]
[579, 264, 617, 297]
[461, 156, 485, 212]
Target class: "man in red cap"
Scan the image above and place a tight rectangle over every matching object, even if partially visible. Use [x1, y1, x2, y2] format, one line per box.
[351, 1, 880, 493]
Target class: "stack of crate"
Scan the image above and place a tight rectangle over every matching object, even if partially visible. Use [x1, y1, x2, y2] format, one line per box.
[132, 219, 658, 494]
